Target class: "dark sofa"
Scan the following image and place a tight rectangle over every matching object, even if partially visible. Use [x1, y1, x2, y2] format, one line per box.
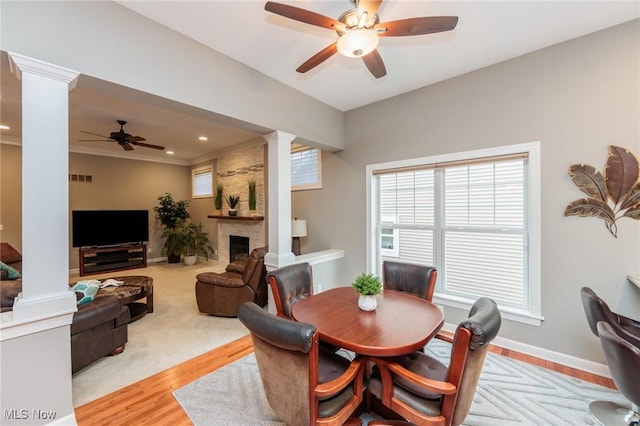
[1, 242, 130, 373]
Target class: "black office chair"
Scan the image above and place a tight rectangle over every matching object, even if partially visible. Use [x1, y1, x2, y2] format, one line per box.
[595, 321, 640, 426]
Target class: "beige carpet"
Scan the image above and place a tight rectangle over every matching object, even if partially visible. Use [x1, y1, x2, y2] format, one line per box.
[71, 260, 249, 408]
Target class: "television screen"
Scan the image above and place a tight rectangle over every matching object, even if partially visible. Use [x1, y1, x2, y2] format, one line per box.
[72, 210, 149, 247]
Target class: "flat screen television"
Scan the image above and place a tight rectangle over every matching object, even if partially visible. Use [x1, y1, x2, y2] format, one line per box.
[72, 210, 149, 248]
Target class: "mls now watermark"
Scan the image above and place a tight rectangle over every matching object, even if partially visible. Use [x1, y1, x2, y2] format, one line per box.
[4, 409, 57, 421]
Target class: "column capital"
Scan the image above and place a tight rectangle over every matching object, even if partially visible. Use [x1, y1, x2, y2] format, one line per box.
[8, 52, 80, 90]
[263, 130, 296, 145]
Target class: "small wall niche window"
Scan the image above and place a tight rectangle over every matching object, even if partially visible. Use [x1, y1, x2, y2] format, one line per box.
[367, 142, 542, 326]
[291, 143, 322, 191]
[192, 165, 213, 198]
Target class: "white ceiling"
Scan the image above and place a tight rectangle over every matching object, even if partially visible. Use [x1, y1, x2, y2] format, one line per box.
[1, 1, 638, 164]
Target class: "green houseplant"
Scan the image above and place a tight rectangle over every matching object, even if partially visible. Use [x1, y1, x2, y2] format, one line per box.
[181, 223, 214, 265]
[352, 273, 382, 311]
[154, 193, 190, 263]
[248, 180, 257, 211]
[226, 194, 240, 216]
[214, 184, 224, 212]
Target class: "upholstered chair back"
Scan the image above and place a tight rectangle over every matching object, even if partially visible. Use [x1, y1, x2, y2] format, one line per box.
[382, 261, 437, 302]
[581, 286, 640, 347]
[238, 302, 366, 426]
[448, 297, 502, 425]
[267, 262, 314, 319]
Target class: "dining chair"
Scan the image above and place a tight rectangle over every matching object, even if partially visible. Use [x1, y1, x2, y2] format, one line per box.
[367, 297, 501, 426]
[237, 302, 366, 426]
[580, 287, 640, 425]
[382, 261, 437, 302]
[267, 262, 314, 319]
[594, 321, 640, 426]
[580, 287, 640, 342]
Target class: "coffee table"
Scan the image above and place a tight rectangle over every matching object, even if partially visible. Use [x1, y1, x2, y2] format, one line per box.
[94, 275, 154, 322]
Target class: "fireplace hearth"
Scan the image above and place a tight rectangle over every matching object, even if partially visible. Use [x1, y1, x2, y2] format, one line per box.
[229, 235, 250, 262]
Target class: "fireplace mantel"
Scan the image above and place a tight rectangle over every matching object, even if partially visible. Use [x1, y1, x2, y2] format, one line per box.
[208, 215, 264, 221]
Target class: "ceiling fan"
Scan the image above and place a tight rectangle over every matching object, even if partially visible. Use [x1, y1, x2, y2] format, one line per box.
[79, 120, 164, 151]
[264, 0, 458, 79]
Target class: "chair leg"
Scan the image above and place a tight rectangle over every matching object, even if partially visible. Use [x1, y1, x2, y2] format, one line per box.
[589, 400, 639, 426]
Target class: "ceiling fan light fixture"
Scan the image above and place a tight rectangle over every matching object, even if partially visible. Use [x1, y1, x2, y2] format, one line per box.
[337, 28, 379, 58]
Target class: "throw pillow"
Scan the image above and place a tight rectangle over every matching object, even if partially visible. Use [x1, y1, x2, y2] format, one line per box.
[72, 280, 100, 305]
[0, 261, 21, 280]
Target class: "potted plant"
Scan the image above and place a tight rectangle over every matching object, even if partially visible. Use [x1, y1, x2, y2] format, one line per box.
[226, 194, 240, 216]
[182, 223, 214, 266]
[214, 184, 223, 214]
[160, 219, 187, 264]
[248, 180, 257, 213]
[154, 193, 190, 263]
[352, 273, 382, 311]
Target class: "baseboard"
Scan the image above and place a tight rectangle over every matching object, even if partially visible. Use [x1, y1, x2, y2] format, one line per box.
[441, 322, 612, 379]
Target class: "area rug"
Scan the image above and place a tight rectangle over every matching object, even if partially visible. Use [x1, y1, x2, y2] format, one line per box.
[173, 340, 628, 425]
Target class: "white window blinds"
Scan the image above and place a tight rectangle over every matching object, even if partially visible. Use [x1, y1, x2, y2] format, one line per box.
[291, 146, 322, 190]
[192, 166, 213, 198]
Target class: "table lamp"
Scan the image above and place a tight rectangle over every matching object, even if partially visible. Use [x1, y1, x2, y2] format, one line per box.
[291, 218, 307, 256]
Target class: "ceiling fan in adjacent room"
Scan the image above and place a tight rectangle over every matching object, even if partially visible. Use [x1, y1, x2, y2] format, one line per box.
[78, 120, 164, 151]
[264, 0, 459, 78]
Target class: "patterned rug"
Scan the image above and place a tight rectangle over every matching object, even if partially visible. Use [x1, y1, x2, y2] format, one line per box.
[173, 340, 628, 425]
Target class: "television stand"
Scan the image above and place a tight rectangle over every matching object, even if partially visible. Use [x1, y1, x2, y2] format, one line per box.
[79, 244, 147, 276]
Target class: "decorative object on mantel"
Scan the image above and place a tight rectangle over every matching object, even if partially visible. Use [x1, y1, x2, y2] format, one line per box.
[248, 180, 257, 213]
[352, 273, 382, 311]
[154, 193, 190, 263]
[214, 184, 223, 214]
[225, 195, 240, 216]
[291, 217, 307, 255]
[564, 145, 640, 238]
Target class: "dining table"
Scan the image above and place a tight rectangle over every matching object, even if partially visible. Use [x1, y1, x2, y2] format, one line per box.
[291, 287, 444, 357]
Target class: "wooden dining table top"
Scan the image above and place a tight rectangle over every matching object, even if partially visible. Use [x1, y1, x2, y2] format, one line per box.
[291, 287, 444, 357]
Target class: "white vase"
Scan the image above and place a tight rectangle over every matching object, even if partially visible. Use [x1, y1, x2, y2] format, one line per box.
[183, 255, 197, 266]
[358, 294, 377, 311]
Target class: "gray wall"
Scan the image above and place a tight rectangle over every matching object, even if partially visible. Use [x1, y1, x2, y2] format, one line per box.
[293, 20, 640, 363]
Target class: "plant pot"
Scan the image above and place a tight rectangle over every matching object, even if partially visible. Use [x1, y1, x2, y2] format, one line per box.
[358, 294, 377, 311]
[228, 209, 238, 216]
[183, 255, 197, 266]
[167, 254, 181, 264]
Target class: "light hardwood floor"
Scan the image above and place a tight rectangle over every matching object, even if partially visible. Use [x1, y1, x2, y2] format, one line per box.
[74, 334, 615, 425]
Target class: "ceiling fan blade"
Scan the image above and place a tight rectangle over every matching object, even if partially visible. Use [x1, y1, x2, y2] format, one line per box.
[296, 42, 338, 73]
[358, 0, 382, 16]
[265, 1, 342, 30]
[120, 142, 134, 151]
[130, 141, 165, 150]
[79, 130, 110, 138]
[376, 16, 458, 37]
[126, 135, 146, 142]
[362, 49, 386, 79]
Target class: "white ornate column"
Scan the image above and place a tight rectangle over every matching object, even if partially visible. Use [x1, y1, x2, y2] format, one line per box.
[263, 130, 296, 270]
[8, 52, 79, 321]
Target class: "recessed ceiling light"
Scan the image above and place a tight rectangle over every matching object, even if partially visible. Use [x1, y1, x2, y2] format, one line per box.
[198, 136, 208, 141]
[0, 125, 10, 130]
[166, 151, 174, 155]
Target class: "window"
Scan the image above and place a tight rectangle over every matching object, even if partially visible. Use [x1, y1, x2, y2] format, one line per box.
[367, 143, 541, 325]
[192, 166, 213, 198]
[291, 144, 322, 190]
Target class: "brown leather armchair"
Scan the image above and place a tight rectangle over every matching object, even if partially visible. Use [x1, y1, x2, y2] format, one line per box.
[71, 295, 130, 374]
[368, 298, 501, 426]
[195, 246, 268, 317]
[267, 262, 314, 319]
[238, 302, 366, 426]
[382, 261, 437, 302]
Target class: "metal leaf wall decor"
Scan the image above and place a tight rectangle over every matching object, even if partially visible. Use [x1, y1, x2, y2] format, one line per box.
[564, 145, 640, 237]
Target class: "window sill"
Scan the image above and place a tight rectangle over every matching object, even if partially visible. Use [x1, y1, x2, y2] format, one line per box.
[433, 294, 544, 327]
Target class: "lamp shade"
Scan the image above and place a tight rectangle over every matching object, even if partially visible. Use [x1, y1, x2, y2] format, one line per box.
[336, 29, 379, 58]
[291, 219, 307, 237]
